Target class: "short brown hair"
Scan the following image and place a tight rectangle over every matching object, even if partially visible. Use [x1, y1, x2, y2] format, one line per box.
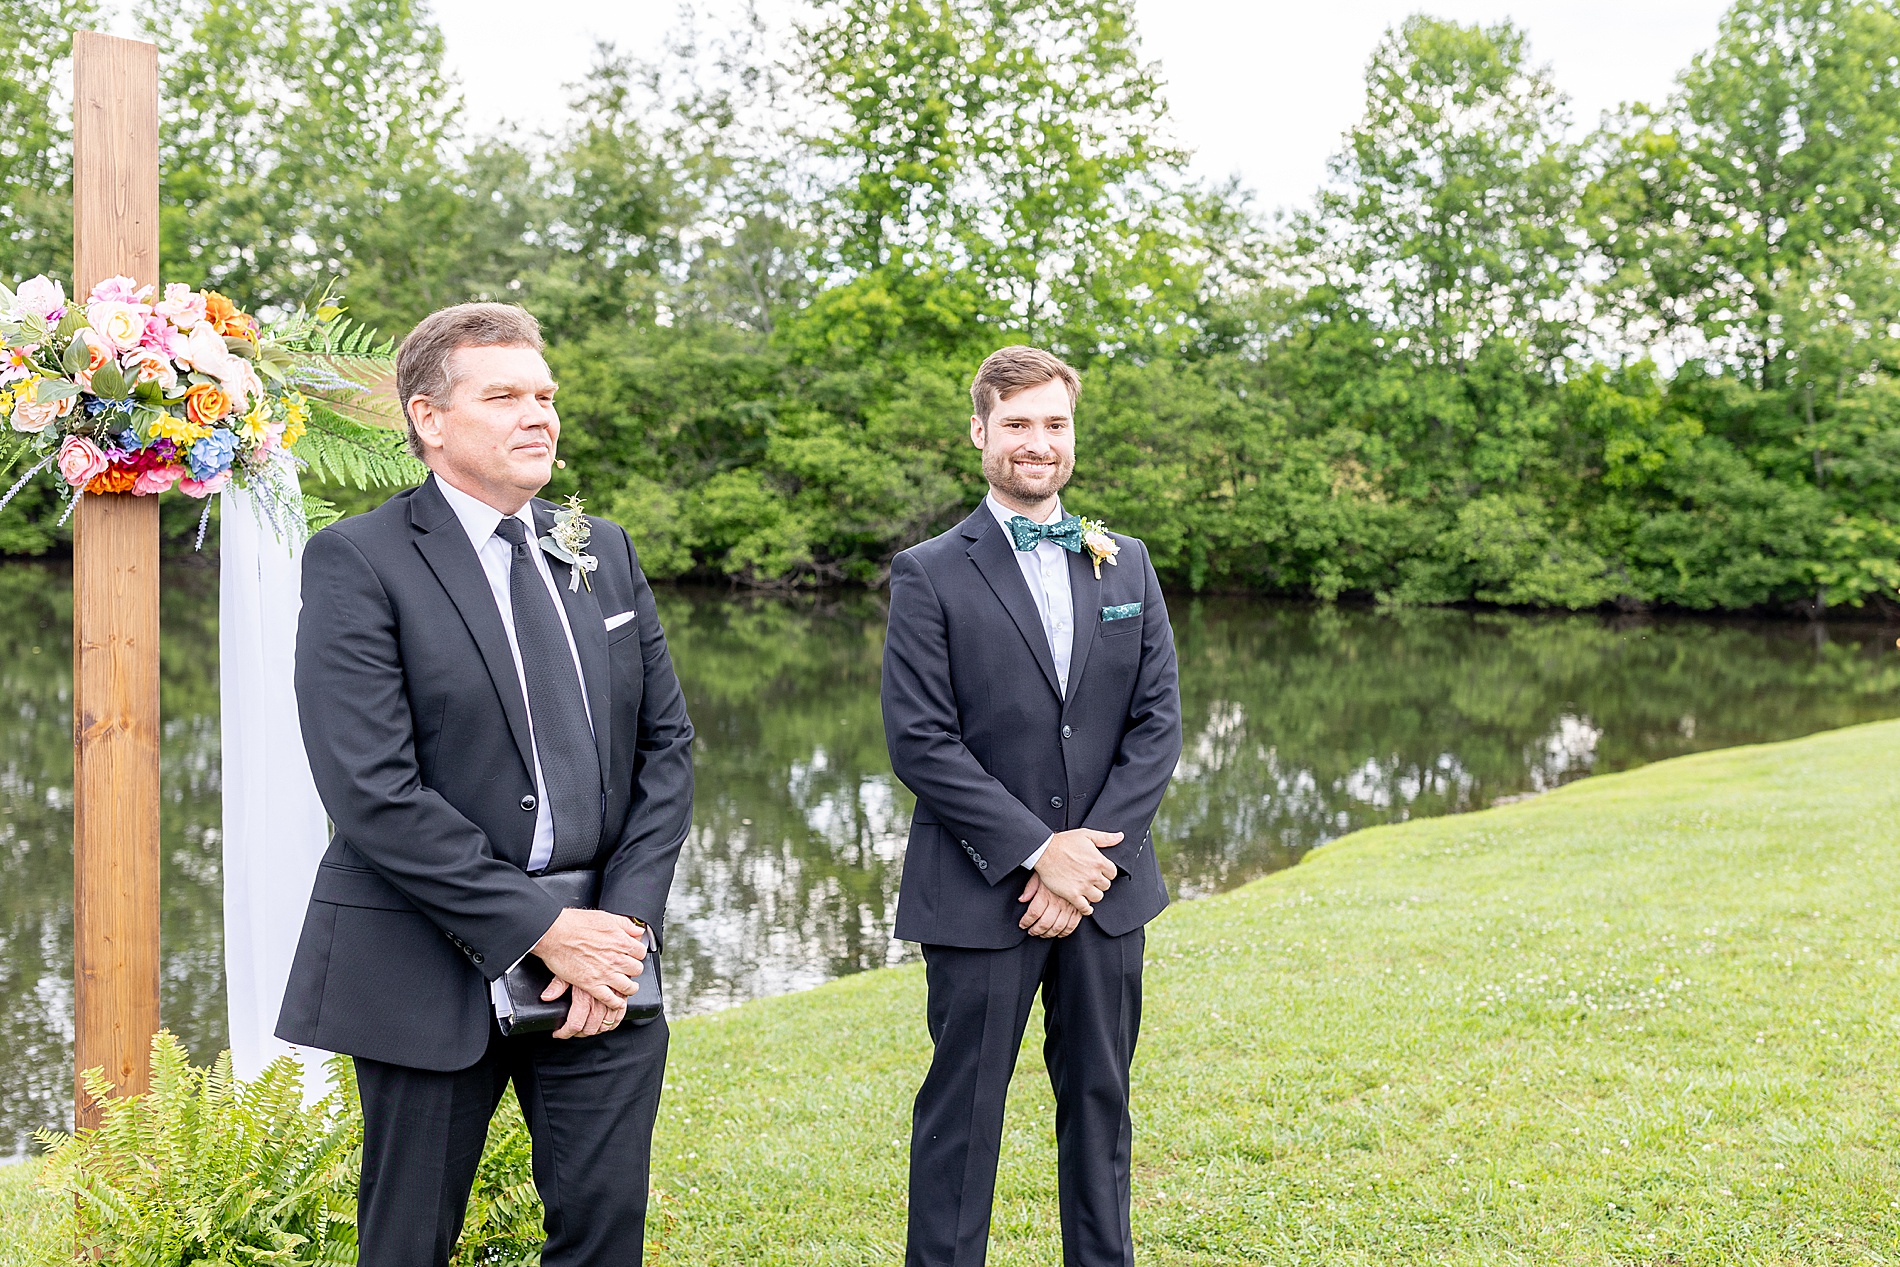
[395, 302, 545, 458]
[970, 345, 1081, 422]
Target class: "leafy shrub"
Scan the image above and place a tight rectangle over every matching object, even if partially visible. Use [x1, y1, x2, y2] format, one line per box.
[33, 1033, 358, 1263]
[27, 1032, 547, 1266]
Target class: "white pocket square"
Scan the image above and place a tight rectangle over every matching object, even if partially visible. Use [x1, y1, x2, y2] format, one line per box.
[604, 610, 637, 631]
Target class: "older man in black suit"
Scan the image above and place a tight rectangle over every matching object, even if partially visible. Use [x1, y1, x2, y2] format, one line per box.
[882, 345, 1183, 1267]
[276, 303, 694, 1266]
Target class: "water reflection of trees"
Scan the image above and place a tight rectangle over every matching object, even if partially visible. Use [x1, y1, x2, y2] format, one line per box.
[660, 591, 916, 1013]
[1159, 601, 1900, 896]
[0, 562, 226, 1152]
[2, 570, 1898, 1147]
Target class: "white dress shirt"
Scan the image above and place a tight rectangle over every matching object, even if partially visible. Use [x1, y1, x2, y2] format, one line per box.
[985, 491, 1078, 872]
[986, 492, 1075, 694]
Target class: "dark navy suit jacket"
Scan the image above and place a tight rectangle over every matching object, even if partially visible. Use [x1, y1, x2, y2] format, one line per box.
[881, 504, 1181, 948]
[275, 478, 694, 1072]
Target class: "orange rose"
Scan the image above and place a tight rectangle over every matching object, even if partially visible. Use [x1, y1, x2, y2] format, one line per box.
[185, 383, 232, 426]
[203, 291, 237, 329]
[86, 468, 138, 495]
[223, 311, 259, 342]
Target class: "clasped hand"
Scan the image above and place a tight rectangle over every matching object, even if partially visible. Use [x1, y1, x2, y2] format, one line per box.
[530, 908, 647, 1039]
[1019, 828, 1121, 938]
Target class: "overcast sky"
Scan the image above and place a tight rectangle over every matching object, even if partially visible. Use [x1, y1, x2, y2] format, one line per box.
[433, 0, 1735, 216]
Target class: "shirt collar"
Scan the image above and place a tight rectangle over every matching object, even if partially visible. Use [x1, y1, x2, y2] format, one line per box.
[985, 490, 1065, 532]
[433, 473, 536, 554]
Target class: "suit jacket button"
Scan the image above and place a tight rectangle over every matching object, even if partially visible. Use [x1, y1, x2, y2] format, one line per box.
[1061, 725, 1072, 739]
[1050, 796, 1064, 809]
[520, 794, 537, 812]
[471, 953, 484, 965]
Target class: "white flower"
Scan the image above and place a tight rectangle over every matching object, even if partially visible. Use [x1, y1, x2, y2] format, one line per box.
[179, 321, 261, 407]
[16, 276, 66, 321]
[542, 495, 598, 592]
[1079, 519, 1120, 578]
[86, 299, 148, 354]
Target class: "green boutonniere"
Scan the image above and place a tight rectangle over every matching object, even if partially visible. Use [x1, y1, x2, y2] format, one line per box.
[539, 494, 598, 592]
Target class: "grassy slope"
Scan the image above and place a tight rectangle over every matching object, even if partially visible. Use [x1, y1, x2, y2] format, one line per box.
[646, 721, 1900, 1265]
[7, 722, 1900, 1264]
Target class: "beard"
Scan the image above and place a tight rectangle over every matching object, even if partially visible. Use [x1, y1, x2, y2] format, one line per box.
[982, 443, 1073, 505]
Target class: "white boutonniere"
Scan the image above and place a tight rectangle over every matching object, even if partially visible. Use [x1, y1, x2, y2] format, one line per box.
[539, 494, 599, 592]
[1080, 517, 1119, 579]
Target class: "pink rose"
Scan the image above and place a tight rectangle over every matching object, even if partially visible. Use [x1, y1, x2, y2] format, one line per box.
[87, 275, 153, 305]
[16, 276, 66, 321]
[132, 463, 184, 495]
[140, 315, 186, 358]
[154, 283, 207, 329]
[57, 436, 111, 487]
[179, 469, 231, 497]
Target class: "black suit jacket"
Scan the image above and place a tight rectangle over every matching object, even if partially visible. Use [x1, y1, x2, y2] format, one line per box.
[275, 478, 695, 1072]
[881, 505, 1180, 948]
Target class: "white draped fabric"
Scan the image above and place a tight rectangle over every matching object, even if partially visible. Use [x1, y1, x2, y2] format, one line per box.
[219, 482, 332, 1090]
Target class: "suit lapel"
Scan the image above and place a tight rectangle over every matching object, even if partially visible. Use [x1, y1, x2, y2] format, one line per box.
[963, 510, 1062, 700]
[534, 500, 613, 780]
[1061, 541, 1103, 709]
[410, 481, 535, 779]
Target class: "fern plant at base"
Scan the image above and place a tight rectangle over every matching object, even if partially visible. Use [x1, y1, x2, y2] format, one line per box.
[29, 1032, 546, 1265]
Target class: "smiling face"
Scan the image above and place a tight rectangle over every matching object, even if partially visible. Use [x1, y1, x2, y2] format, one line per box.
[971, 377, 1076, 518]
[407, 343, 560, 514]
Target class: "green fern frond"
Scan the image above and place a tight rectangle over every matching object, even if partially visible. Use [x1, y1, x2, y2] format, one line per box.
[31, 1038, 542, 1266]
[304, 385, 406, 429]
[296, 403, 428, 490]
[277, 313, 395, 364]
[302, 494, 344, 535]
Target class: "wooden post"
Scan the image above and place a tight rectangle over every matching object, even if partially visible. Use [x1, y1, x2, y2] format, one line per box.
[71, 30, 162, 1130]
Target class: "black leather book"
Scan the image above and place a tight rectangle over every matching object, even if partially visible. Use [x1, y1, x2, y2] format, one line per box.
[495, 870, 664, 1035]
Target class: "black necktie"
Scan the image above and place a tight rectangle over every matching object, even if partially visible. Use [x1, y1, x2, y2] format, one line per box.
[494, 516, 601, 872]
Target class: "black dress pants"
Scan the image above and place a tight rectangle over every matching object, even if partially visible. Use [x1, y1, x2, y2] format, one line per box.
[907, 918, 1145, 1267]
[353, 1014, 668, 1267]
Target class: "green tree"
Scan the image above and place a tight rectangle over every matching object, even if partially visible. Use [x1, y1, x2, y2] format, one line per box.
[1310, 16, 1582, 368]
[1587, 0, 1900, 608]
[141, 0, 460, 316]
[0, 0, 98, 283]
[798, 0, 1208, 356]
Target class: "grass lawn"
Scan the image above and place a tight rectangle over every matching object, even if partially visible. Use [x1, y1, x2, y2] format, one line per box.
[0, 1161, 59, 1266]
[9, 720, 1900, 1263]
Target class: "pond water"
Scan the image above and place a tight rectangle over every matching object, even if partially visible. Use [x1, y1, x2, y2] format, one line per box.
[4, 559, 1900, 1149]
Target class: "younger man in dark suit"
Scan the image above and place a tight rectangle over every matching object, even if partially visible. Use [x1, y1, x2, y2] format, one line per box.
[882, 346, 1182, 1267]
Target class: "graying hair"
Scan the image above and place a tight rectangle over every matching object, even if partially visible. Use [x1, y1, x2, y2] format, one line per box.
[395, 302, 544, 458]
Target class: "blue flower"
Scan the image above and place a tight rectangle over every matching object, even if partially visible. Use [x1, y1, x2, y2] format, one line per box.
[186, 428, 239, 481]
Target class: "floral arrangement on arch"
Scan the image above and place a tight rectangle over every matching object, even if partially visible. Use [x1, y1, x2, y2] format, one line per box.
[0, 273, 424, 543]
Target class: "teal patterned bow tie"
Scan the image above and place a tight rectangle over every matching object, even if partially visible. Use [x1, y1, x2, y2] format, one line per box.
[1007, 513, 1083, 553]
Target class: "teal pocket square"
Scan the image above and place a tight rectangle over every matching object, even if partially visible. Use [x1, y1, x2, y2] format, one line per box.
[1101, 602, 1142, 622]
